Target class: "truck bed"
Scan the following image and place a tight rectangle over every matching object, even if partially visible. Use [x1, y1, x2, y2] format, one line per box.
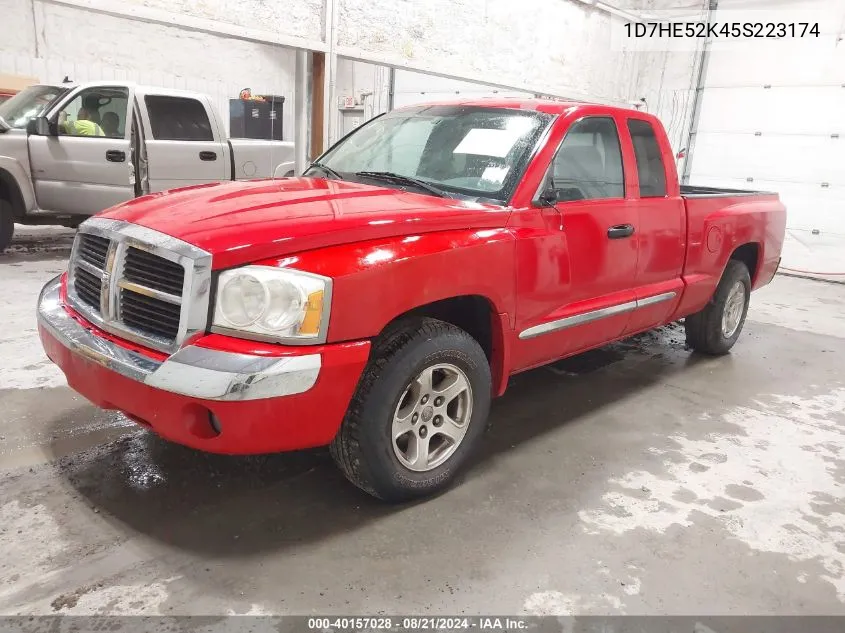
[676, 186, 786, 321]
[680, 184, 775, 198]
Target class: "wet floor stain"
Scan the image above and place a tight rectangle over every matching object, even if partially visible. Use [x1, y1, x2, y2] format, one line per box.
[2, 226, 75, 257]
[547, 324, 687, 376]
[578, 387, 845, 600]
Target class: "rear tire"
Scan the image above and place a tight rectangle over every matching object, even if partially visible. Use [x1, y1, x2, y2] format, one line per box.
[685, 259, 751, 355]
[0, 199, 14, 252]
[330, 317, 491, 502]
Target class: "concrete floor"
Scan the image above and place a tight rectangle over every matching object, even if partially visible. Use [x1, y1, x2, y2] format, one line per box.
[1, 226, 844, 615]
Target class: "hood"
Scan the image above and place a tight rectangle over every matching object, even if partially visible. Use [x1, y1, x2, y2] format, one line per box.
[101, 178, 510, 269]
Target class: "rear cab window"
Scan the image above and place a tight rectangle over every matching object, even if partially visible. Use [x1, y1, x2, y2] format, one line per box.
[627, 119, 667, 198]
[144, 95, 214, 141]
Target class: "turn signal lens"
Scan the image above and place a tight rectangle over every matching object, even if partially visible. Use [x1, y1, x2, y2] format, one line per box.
[299, 290, 324, 336]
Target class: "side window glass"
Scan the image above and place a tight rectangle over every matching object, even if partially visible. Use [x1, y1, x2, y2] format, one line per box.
[551, 117, 624, 201]
[57, 87, 129, 138]
[145, 96, 214, 141]
[627, 119, 667, 198]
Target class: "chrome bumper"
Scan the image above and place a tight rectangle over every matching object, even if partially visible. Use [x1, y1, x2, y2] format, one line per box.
[37, 275, 321, 401]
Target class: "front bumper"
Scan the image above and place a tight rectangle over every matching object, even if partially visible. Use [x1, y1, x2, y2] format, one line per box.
[37, 275, 371, 453]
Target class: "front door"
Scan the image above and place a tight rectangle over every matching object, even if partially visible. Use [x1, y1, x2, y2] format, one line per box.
[28, 85, 134, 215]
[512, 116, 639, 370]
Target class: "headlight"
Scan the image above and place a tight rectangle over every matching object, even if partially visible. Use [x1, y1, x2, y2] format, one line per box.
[212, 266, 331, 344]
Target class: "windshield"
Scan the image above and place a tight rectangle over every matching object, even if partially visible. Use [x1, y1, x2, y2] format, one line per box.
[0, 85, 67, 129]
[311, 105, 553, 203]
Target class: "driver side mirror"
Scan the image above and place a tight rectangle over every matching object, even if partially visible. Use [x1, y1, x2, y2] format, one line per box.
[27, 116, 57, 137]
[535, 187, 558, 207]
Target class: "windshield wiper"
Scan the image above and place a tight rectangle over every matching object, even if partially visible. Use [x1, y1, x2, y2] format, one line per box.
[354, 171, 452, 198]
[308, 162, 343, 180]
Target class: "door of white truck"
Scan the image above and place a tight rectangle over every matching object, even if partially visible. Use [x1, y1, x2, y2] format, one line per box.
[135, 90, 228, 192]
[28, 84, 135, 215]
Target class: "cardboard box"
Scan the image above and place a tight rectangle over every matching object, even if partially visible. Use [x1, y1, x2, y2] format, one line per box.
[0, 73, 39, 95]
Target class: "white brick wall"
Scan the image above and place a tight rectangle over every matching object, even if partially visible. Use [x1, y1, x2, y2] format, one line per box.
[336, 0, 700, 105]
[0, 0, 297, 140]
[0, 0, 35, 54]
[121, 0, 324, 41]
[0, 0, 701, 153]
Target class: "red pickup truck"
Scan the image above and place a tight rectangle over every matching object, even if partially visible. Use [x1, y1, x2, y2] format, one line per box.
[37, 100, 786, 501]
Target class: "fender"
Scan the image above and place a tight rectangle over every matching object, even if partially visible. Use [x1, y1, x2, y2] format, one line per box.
[710, 199, 786, 290]
[0, 155, 36, 215]
[253, 227, 518, 343]
[674, 194, 786, 319]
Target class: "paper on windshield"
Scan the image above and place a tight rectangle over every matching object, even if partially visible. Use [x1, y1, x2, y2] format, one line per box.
[453, 128, 522, 158]
[480, 165, 510, 185]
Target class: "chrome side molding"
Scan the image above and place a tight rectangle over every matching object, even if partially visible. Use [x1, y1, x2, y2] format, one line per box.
[519, 291, 677, 340]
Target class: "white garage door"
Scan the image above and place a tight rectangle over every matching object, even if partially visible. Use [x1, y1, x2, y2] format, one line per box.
[686, 1, 845, 278]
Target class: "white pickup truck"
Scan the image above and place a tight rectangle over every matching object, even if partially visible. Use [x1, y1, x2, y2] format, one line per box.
[0, 81, 295, 250]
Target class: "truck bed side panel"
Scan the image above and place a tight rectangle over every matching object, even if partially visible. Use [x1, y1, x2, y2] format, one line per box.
[673, 193, 786, 320]
[228, 139, 295, 180]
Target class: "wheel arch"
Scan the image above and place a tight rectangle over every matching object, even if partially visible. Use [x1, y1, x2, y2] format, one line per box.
[0, 166, 28, 219]
[728, 242, 761, 284]
[376, 294, 510, 398]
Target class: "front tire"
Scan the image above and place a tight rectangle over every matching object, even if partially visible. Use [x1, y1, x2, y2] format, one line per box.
[685, 259, 751, 355]
[330, 317, 492, 502]
[0, 199, 14, 252]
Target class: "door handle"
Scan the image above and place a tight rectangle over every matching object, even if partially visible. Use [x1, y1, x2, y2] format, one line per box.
[199, 151, 217, 161]
[607, 224, 635, 239]
[105, 150, 126, 163]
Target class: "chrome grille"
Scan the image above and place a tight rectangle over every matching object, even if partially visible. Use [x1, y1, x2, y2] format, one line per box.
[66, 218, 212, 354]
[124, 246, 184, 296]
[73, 266, 102, 309]
[77, 233, 110, 269]
[120, 288, 182, 340]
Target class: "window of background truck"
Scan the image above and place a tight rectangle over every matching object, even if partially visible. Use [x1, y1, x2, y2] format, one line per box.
[0, 85, 66, 129]
[144, 95, 214, 141]
[550, 117, 625, 202]
[628, 119, 667, 198]
[315, 105, 553, 203]
[57, 86, 128, 138]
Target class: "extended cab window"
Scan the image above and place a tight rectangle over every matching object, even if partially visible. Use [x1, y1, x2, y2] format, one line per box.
[145, 95, 214, 141]
[551, 117, 624, 201]
[628, 119, 667, 197]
